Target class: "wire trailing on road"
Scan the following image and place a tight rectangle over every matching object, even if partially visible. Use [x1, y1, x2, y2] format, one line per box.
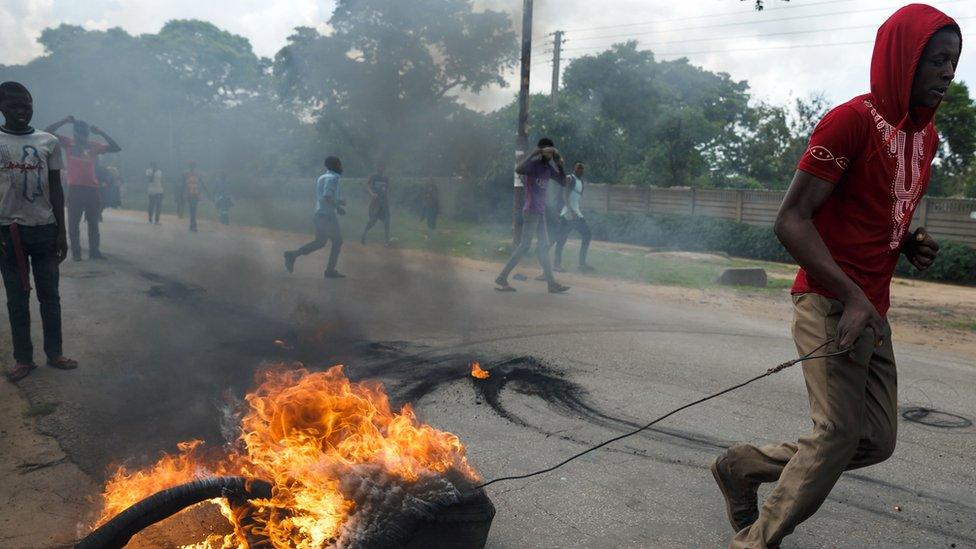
[474, 339, 849, 490]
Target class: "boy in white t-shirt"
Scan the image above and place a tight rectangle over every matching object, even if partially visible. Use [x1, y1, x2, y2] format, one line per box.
[0, 81, 78, 381]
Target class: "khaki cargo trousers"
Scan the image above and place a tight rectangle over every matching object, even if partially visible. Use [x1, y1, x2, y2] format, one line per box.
[727, 293, 898, 548]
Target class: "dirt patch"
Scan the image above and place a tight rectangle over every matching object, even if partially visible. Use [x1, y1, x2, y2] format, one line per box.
[0, 381, 97, 548]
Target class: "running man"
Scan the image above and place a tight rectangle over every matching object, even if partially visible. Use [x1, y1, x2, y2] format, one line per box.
[710, 6, 957, 547]
[44, 115, 121, 260]
[0, 82, 78, 381]
[553, 162, 594, 273]
[284, 156, 346, 279]
[495, 137, 569, 293]
[146, 161, 164, 224]
[361, 161, 391, 245]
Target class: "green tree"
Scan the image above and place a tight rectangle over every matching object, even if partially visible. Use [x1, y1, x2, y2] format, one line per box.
[932, 81, 976, 196]
[273, 0, 517, 173]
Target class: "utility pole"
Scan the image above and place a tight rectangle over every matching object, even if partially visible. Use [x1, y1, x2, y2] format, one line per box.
[513, 0, 533, 246]
[550, 30, 564, 105]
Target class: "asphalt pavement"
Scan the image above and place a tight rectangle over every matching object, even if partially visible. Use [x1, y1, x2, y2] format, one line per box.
[12, 210, 975, 548]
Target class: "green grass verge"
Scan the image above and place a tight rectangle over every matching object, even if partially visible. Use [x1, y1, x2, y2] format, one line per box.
[118, 189, 795, 292]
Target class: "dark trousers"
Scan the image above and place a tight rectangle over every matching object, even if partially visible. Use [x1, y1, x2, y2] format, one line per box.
[188, 196, 199, 231]
[0, 224, 62, 364]
[554, 217, 592, 268]
[148, 193, 163, 223]
[512, 186, 525, 246]
[176, 192, 185, 218]
[292, 214, 342, 272]
[422, 207, 438, 230]
[362, 201, 390, 243]
[499, 212, 554, 284]
[220, 211, 230, 225]
[67, 186, 100, 257]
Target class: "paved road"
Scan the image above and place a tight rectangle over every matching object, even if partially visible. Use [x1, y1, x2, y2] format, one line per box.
[14, 210, 976, 548]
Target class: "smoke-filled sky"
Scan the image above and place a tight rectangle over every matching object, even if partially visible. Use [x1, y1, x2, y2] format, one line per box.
[3, 0, 975, 110]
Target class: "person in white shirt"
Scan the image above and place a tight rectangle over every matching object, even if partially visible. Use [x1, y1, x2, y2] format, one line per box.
[145, 162, 164, 224]
[554, 162, 594, 273]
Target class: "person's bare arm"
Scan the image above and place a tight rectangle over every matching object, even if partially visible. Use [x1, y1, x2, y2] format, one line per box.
[515, 148, 542, 175]
[774, 169, 884, 349]
[90, 125, 121, 153]
[49, 170, 68, 263]
[44, 115, 74, 134]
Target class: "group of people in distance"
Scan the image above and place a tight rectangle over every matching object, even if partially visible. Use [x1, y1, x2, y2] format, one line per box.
[144, 162, 234, 230]
[496, 136, 594, 294]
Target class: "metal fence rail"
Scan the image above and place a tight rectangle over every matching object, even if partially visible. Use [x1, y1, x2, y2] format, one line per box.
[586, 184, 976, 248]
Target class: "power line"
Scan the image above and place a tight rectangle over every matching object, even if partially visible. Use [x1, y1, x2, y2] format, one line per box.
[562, 0, 966, 43]
[560, 0, 861, 34]
[559, 15, 976, 53]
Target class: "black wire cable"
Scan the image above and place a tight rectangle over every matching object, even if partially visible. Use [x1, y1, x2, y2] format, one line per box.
[474, 339, 849, 490]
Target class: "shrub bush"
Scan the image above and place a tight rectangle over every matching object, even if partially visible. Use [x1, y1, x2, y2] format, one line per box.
[587, 211, 976, 284]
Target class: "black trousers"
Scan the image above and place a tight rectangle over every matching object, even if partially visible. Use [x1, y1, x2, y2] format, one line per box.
[554, 217, 592, 267]
[148, 193, 163, 223]
[0, 223, 62, 364]
[362, 201, 390, 243]
[188, 196, 199, 231]
[292, 214, 342, 271]
[67, 186, 100, 256]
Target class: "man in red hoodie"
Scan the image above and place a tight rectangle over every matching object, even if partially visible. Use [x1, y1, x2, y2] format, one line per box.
[709, 5, 959, 548]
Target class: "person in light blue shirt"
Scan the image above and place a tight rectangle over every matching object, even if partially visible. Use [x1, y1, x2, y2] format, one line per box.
[284, 156, 346, 278]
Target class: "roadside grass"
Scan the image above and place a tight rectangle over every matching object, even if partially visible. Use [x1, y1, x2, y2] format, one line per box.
[946, 319, 976, 332]
[119, 191, 795, 292]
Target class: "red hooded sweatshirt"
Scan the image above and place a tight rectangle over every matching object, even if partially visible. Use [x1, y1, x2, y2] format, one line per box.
[792, 4, 960, 317]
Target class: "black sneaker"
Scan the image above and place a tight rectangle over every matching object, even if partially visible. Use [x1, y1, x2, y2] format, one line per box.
[71, 252, 83, 262]
[548, 282, 570, 294]
[284, 251, 296, 273]
[324, 270, 346, 279]
[534, 273, 548, 281]
[710, 453, 759, 532]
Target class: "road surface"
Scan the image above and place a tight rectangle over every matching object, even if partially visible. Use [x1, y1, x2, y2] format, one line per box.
[9, 210, 976, 548]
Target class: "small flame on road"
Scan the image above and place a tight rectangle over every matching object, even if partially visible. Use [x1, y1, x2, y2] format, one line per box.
[470, 362, 490, 380]
[273, 338, 294, 350]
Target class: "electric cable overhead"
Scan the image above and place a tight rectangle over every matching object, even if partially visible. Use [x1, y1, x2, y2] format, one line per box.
[562, 0, 967, 43]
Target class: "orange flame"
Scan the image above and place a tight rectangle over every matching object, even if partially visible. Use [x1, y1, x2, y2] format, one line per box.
[470, 362, 490, 380]
[94, 365, 477, 547]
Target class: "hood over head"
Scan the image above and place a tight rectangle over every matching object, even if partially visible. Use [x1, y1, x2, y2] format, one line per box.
[870, 3, 960, 131]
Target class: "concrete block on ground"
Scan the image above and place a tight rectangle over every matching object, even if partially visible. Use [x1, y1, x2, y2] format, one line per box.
[717, 268, 767, 287]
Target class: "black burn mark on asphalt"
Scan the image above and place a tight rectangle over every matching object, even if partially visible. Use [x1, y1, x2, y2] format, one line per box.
[900, 406, 973, 429]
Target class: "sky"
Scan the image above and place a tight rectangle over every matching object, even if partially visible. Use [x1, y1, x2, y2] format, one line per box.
[2, 0, 975, 112]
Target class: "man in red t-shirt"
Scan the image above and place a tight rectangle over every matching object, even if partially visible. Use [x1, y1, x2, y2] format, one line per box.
[44, 116, 121, 260]
[709, 6, 958, 548]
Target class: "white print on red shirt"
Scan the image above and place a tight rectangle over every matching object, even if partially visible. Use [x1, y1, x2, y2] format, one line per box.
[805, 145, 850, 170]
[864, 100, 927, 250]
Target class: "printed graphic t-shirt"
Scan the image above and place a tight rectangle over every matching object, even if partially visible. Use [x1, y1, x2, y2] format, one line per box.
[523, 160, 561, 214]
[184, 172, 201, 198]
[0, 129, 64, 226]
[58, 136, 108, 187]
[792, 97, 938, 316]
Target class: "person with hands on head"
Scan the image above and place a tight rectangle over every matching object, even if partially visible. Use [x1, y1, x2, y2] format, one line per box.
[708, 6, 959, 548]
[0, 81, 78, 382]
[495, 137, 569, 294]
[44, 115, 120, 260]
[283, 155, 346, 279]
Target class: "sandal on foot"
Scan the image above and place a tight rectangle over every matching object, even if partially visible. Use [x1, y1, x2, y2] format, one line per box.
[7, 362, 37, 382]
[47, 357, 78, 370]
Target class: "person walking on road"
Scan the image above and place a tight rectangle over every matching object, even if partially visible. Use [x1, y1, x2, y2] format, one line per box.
[284, 156, 346, 279]
[44, 115, 120, 260]
[361, 161, 391, 246]
[495, 137, 569, 294]
[182, 162, 204, 232]
[0, 82, 79, 381]
[709, 6, 957, 548]
[146, 161, 164, 224]
[553, 162, 594, 273]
